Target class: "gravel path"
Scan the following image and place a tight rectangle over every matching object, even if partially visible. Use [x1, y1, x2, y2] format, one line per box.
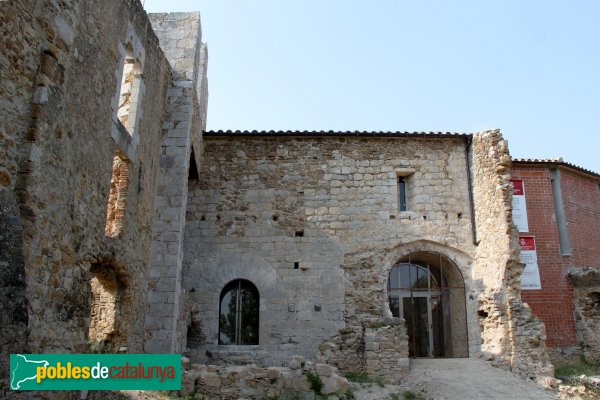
[353, 358, 559, 400]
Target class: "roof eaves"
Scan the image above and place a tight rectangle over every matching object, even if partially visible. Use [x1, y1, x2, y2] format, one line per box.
[512, 157, 600, 179]
[203, 130, 472, 139]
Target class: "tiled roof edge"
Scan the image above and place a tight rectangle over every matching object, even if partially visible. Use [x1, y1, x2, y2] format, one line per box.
[203, 130, 472, 138]
[512, 157, 600, 179]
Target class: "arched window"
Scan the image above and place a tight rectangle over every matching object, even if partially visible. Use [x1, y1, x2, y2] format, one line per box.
[219, 280, 259, 345]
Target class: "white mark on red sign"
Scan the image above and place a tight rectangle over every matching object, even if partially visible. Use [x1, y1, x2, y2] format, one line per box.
[519, 236, 541, 290]
[511, 179, 529, 232]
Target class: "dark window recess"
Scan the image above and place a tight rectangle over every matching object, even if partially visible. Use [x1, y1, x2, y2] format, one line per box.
[398, 176, 407, 211]
[218, 279, 259, 345]
[295, 230, 304, 237]
[188, 148, 199, 180]
[294, 262, 299, 269]
[137, 162, 143, 194]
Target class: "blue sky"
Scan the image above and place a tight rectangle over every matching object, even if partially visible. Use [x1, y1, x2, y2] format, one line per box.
[145, 1, 600, 173]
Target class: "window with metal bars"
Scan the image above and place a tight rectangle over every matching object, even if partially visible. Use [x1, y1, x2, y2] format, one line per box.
[218, 279, 259, 345]
[398, 175, 408, 211]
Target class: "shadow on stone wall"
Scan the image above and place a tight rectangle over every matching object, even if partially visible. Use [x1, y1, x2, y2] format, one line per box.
[0, 190, 28, 392]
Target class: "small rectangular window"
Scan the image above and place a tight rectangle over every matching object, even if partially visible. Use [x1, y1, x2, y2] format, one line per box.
[398, 176, 407, 211]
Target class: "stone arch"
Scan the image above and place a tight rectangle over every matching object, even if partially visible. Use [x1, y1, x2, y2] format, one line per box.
[186, 253, 285, 346]
[88, 260, 131, 352]
[384, 240, 473, 357]
[384, 240, 473, 272]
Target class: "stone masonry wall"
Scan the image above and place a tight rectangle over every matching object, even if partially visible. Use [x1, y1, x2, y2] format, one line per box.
[184, 133, 482, 365]
[144, 12, 208, 353]
[317, 318, 409, 383]
[569, 268, 600, 364]
[363, 320, 409, 384]
[0, 190, 28, 388]
[471, 130, 553, 379]
[181, 356, 349, 399]
[0, 0, 173, 386]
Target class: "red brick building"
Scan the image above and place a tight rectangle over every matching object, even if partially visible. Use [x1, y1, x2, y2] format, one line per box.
[511, 158, 600, 359]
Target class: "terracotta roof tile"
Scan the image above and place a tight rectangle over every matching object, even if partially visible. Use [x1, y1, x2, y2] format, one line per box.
[512, 157, 600, 179]
[204, 130, 472, 138]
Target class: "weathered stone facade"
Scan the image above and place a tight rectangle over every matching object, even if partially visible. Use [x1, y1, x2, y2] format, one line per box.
[569, 268, 600, 364]
[317, 318, 409, 383]
[0, 0, 207, 392]
[471, 132, 554, 379]
[181, 357, 350, 399]
[1, 0, 565, 396]
[182, 129, 552, 379]
[184, 133, 478, 364]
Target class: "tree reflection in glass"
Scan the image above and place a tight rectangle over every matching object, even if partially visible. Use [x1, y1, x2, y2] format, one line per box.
[219, 280, 259, 345]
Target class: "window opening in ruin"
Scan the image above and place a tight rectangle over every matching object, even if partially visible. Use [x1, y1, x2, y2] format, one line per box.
[187, 316, 205, 349]
[295, 230, 304, 237]
[105, 152, 129, 237]
[218, 279, 259, 345]
[398, 176, 407, 211]
[294, 262, 299, 269]
[88, 263, 129, 351]
[117, 44, 143, 136]
[188, 148, 199, 180]
[388, 251, 468, 358]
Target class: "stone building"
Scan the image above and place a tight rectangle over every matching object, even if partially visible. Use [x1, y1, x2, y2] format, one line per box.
[0, 0, 576, 395]
[0, 0, 208, 384]
[511, 159, 600, 363]
[178, 130, 555, 380]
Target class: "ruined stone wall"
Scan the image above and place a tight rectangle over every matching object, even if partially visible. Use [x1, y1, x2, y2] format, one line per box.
[0, 0, 52, 379]
[181, 357, 349, 399]
[569, 268, 600, 364]
[0, 190, 28, 387]
[363, 321, 409, 384]
[144, 12, 208, 353]
[0, 0, 172, 372]
[183, 134, 482, 365]
[0, 0, 42, 191]
[472, 130, 553, 379]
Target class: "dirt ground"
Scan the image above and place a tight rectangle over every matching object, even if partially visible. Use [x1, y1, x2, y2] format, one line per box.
[352, 358, 558, 400]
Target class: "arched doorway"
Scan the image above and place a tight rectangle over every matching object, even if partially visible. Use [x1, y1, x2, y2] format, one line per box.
[388, 251, 468, 358]
[218, 279, 260, 345]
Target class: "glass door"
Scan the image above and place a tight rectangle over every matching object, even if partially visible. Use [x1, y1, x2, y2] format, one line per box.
[403, 296, 433, 357]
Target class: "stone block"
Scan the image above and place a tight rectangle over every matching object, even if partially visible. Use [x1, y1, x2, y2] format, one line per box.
[314, 363, 334, 377]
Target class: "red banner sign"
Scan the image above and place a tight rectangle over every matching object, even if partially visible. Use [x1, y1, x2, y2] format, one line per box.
[519, 236, 535, 251]
[511, 179, 524, 196]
